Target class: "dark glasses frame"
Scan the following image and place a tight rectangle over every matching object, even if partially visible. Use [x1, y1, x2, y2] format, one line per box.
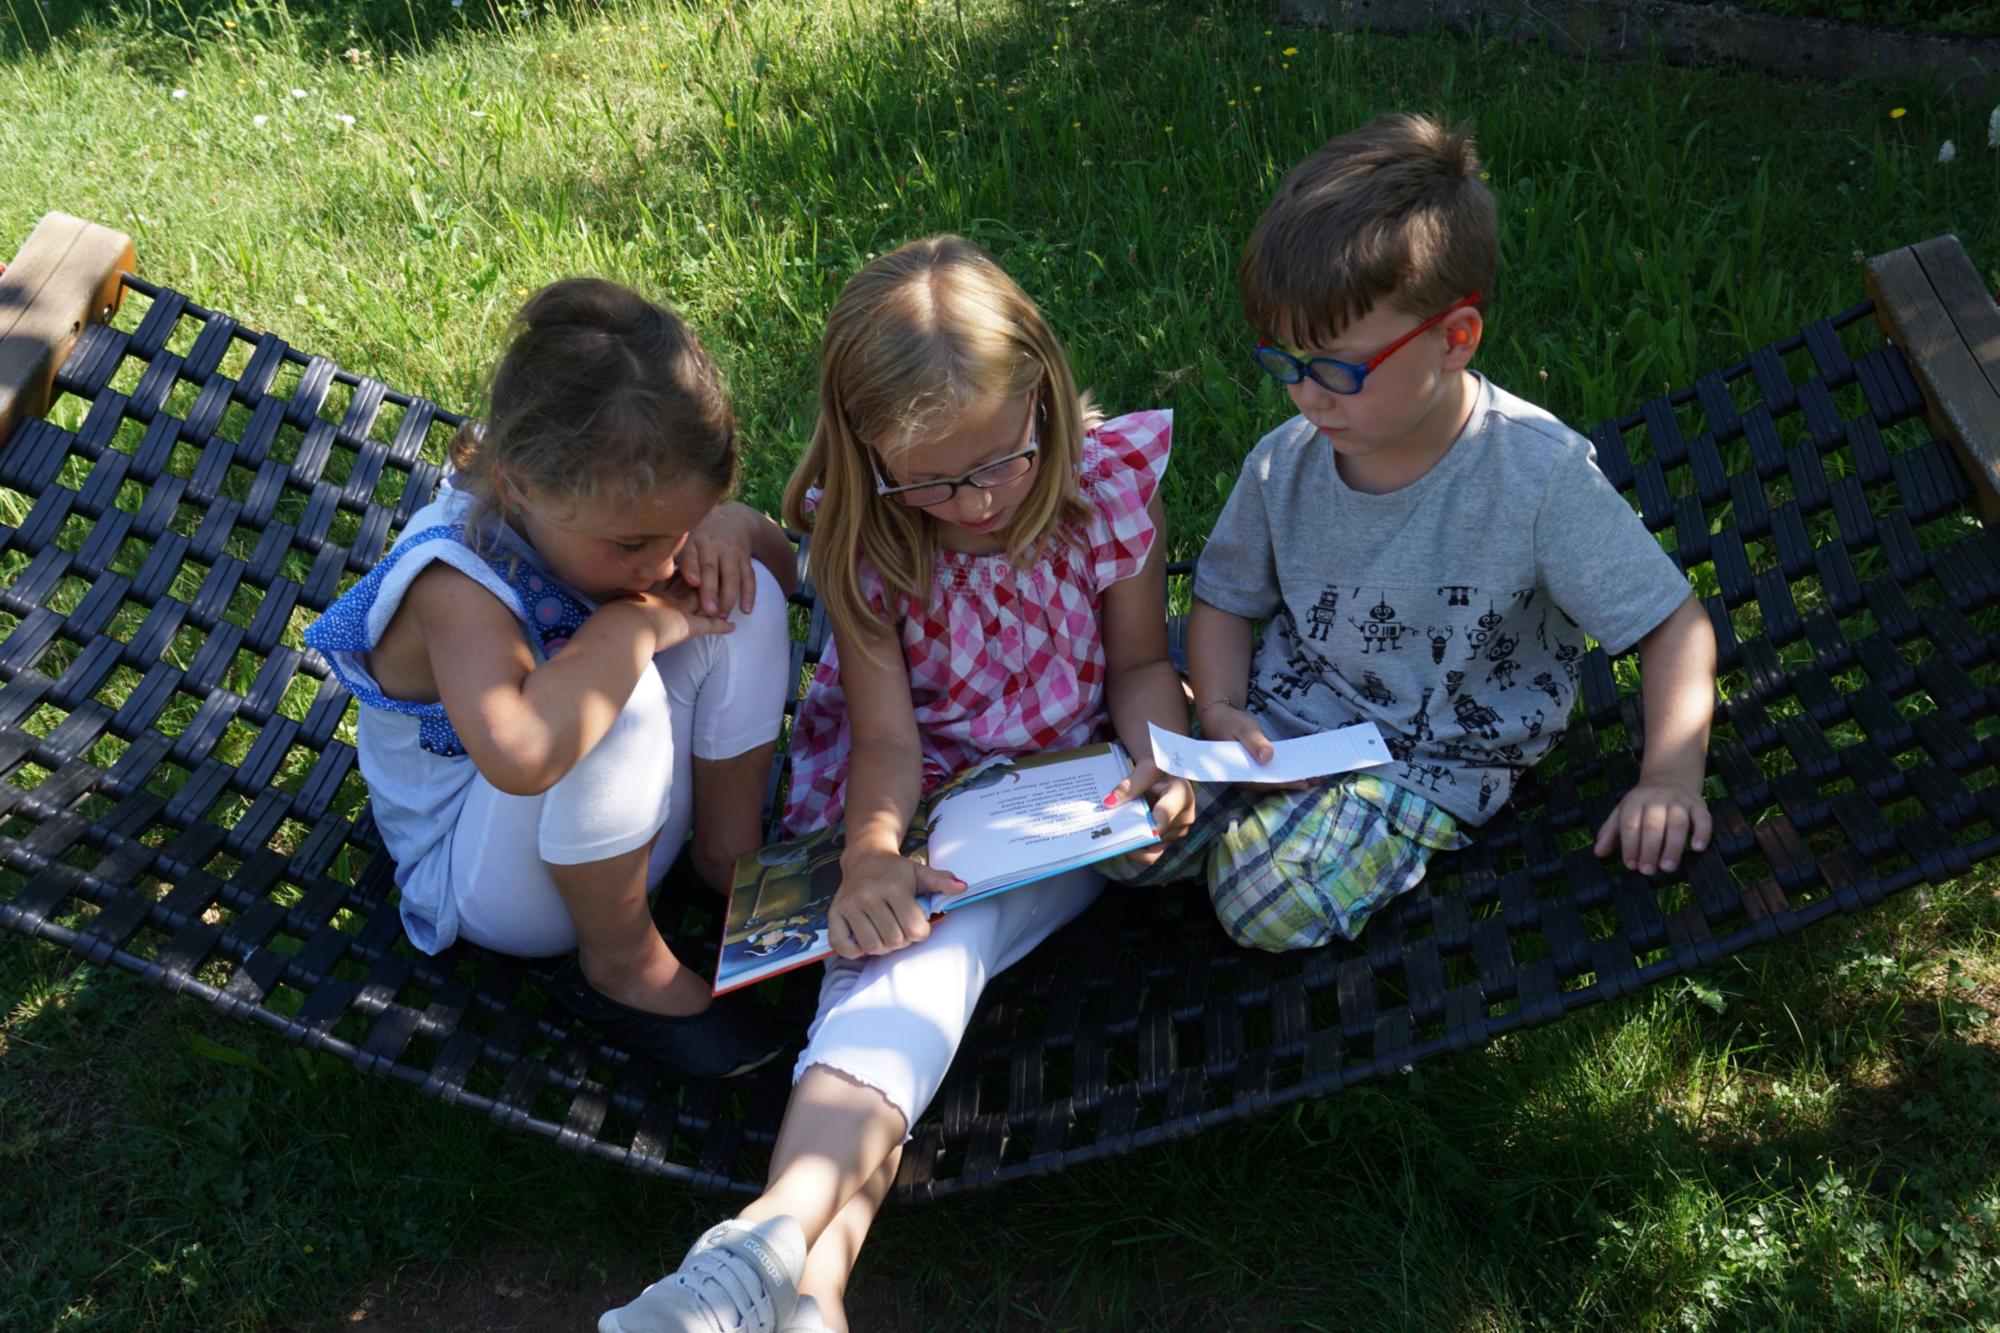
[1251, 292, 1483, 395]
[869, 394, 1042, 508]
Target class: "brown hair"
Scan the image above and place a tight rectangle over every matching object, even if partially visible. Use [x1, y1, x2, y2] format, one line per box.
[782, 235, 1096, 657]
[1240, 113, 1496, 346]
[448, 278, 736, 535]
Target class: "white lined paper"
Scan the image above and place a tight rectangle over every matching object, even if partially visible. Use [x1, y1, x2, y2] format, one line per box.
[1148, 720, 1392, 784]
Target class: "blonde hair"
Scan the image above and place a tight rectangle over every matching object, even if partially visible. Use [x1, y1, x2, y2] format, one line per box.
[782, 235, 1096, 657]
[1240, 113, 1497, 345]
[449, 278, 736, 542]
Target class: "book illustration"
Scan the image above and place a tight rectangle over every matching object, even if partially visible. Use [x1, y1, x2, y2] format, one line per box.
[715, 744, 1157, 995]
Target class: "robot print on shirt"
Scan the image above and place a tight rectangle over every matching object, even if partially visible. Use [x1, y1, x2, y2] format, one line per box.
[1356, 670, 1397, 708]
[1444, 668, 1466, 700]
[1350, 594, 1412, 655]
[1484, 630, 1521, 691]
[1520, 707, 1545, 740]
[1424, 624, 1454, 664]
[1398, 760, 1457, 794]
[1408, 686, 1435, 743]
[1477, 773, 1499, 812]
[1530, 671, 1564, 705]
[1453, 693, 1503, 739]
[1437, 584, 1474, 607]
[1305, 586, 1340, 642]
[1554, 640, 1582, 683]
[1463, 602, 1504, 661]
[1269, 666, 1317, 702]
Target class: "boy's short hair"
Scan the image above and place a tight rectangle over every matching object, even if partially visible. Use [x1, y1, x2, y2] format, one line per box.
[1241, 113, 1497, 347]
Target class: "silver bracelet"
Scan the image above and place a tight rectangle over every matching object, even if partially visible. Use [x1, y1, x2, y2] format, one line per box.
[1198, 697, 1241, 717]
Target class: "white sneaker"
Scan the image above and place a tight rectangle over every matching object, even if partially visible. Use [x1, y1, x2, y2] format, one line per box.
[600, 1216, 807, 1333]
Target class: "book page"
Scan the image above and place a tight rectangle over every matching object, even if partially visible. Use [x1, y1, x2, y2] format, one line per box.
[1149, 720, 1392, 784]
[926, 745, 1156, 898]
[716, 743, 1158, 996]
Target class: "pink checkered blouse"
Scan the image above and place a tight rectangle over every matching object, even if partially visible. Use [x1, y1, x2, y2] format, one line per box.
[781, 409, 1172, 836]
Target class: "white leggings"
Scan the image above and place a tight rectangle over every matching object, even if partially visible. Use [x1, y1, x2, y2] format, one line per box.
[793, 867, 1104, 1132]
[449, 564, 790, 958]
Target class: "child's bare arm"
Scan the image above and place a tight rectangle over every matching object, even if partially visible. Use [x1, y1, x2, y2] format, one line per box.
[1594, 593, 1716, 875]
[829, 618, 962, 958]
[1187, 598, 1259, 749]
[1099, 495, 1195, 852]
[1187, 597, 1310, 790]
[412, 564, 729, 795]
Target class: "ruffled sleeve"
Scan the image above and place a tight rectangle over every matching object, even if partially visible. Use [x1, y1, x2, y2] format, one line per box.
[1080, 408, 1172, 590]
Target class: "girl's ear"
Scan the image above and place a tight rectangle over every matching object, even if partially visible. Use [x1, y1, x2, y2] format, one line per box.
[489, 463, 524, 515]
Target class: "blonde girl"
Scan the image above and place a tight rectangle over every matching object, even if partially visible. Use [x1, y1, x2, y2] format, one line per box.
[602, 237, 1196, 1333]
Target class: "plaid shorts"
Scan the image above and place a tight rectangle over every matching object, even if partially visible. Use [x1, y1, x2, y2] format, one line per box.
[1106, 774, 1467, 950]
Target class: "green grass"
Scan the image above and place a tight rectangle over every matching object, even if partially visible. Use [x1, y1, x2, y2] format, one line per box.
[2, 0, 1999, 1329]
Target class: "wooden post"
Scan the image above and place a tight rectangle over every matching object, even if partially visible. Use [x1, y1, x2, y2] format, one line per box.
[1864, 236, 2000, 525]
[0, 212, 136, 450]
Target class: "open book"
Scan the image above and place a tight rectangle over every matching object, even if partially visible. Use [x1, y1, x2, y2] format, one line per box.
[714, 743, 1158, 994]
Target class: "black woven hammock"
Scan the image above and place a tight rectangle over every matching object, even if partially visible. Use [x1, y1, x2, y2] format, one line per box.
[1, 216, 1995, 1200]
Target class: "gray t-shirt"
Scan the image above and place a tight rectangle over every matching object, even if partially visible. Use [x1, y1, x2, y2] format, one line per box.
[1194, 375, 1691, 826]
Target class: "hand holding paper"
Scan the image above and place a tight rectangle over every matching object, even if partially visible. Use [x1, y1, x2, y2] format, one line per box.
[1149, 720, 1392, 784]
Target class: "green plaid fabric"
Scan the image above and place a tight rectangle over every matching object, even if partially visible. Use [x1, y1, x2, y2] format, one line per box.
[1107, 774, 1466, 950]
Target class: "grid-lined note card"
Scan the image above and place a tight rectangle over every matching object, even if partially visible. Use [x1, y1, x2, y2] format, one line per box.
[1148, 720, 1392, 785]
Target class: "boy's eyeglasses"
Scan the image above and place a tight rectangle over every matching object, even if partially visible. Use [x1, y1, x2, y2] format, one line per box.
[1251, 292, 1482, 396]
[871, 441, 1039, 508]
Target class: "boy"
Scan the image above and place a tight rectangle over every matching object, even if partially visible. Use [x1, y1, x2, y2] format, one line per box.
[1185, 113, 1717, 951]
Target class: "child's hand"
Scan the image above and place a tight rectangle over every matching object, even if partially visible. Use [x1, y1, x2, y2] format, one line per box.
[1198, 703, 1313, 793]
[607, 582, 734, 655]
[1103, 759, 1196, 863]
[1593, 778, 1711, 876]
[829, 846, 963, 959]
[680, 503, 763, 617]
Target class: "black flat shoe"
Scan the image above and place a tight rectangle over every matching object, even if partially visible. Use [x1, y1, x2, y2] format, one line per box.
[549, 958, 789, 1079]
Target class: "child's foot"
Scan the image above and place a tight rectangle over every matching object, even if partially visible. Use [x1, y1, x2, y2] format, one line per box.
[580, 946, 716, 1017]
[600, 1216, 806, 1333]
[551, 959, 788, 1079]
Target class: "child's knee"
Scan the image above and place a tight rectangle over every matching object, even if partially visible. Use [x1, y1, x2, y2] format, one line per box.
[737, 560, 789, 640]
[1207, 863, 1327, 952]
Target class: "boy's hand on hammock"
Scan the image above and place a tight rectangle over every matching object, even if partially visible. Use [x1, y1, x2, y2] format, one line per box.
[1593, 777, 1711, 876]
[829, 847, 963, 958]
[1103, 758, 1196, 863]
